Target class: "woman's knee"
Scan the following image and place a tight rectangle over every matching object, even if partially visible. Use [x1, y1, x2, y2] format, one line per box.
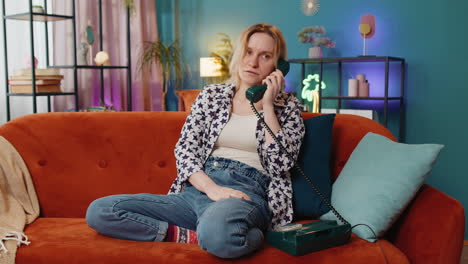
[85, 196, 119, 231]
[197, 199, 265, 258]
[198, 219, 264, 258]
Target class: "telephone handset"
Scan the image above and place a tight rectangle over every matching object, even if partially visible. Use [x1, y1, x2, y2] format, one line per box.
[245, 59, 353, 256]
[245, 58, 290, 103]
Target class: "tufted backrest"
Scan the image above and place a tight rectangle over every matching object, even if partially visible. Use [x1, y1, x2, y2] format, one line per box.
[0, 111, 394, 218]
[302, 113, 395, 182]
[0, 112, 186, 218]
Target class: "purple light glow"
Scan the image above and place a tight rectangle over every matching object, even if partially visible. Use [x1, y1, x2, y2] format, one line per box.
[341, 61, 403, 110]
[345, 99, 401, 111]
[342, 62, 402, 97]
[285, 77, 294, 93]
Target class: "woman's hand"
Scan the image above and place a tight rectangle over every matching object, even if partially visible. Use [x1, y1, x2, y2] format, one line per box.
[205, 184, 252, 202]
[188, 171, 251, 201]
[262, 69, 284, 108]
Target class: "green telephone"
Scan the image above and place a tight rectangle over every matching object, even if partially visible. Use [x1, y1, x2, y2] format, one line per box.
[245, 59, 352, 256]
[245, 59, 290, 103]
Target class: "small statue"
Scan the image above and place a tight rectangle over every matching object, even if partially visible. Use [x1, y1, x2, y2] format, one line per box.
[78, 42, 89, 65]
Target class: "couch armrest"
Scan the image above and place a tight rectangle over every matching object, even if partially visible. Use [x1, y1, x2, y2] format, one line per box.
[387, 184, 465, 264]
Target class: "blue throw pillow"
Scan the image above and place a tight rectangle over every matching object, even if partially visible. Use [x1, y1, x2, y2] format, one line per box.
[320, 132, 444, 242]
[292, 114, 335, 219]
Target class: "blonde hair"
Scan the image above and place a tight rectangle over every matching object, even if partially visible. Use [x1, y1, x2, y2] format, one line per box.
[227, 24, 287, 86]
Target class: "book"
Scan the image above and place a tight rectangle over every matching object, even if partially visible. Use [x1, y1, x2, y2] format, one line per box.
[16, 68, 61, 76]
[8, 79, 62, 85]
[9, 75, 64, 80]
[10, 85, 62, 93]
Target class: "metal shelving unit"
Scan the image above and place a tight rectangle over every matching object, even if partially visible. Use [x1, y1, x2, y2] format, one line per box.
[289, 56, 406, 141]
[2, 0, 132, 121]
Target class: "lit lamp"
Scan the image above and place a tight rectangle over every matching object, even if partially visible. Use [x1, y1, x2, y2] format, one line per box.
[359, 14, 376, 56]
[200, 57, 223, 77]
[200, 57, 223, 86]
[301, 74, 326, 113]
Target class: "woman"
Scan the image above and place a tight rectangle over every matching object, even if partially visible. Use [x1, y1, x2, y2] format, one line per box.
[86, 23, 305, 259]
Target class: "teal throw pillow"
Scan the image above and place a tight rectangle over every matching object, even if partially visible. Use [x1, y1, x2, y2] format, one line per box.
[320, 132, 444, 242]
[292, 114, 335, 219]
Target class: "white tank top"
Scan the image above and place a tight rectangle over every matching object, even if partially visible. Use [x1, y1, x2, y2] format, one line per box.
[211, 113, 266, 174]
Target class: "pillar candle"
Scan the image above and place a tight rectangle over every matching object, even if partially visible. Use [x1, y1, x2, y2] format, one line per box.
[359, 81, 369, 97]
[348, 79, 358, 97]
[356, 74, 366, 82]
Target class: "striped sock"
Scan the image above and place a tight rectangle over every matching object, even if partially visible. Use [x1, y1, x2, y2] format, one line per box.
[164, 225, 198, 244]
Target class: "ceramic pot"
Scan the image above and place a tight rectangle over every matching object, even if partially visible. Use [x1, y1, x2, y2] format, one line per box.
[308, 46, 323, 58]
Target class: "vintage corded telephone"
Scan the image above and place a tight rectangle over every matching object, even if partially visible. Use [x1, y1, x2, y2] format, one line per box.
[246, 58, 352, 256]
[245, 59, 290, 103]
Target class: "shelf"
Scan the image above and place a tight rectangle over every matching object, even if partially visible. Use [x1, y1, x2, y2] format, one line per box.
[7, 92, 76, 96]
[4, 12, 73, 22]
[3, 0, 132, 121]
[292, 55, 406, 142]
[49, 65, 129, 69]
[321, 96, 403, 100]
[288, 56, 405, 64]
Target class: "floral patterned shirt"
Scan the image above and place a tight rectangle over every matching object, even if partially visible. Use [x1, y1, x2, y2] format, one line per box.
[168, 83, 305, 229]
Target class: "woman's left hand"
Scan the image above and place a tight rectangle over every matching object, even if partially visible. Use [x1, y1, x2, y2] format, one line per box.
[262, 69, 284, 108]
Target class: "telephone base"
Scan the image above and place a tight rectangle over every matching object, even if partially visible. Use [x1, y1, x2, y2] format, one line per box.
[266, 220, 351, 256]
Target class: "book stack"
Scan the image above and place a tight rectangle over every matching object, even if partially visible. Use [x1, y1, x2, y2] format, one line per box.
[9, 68, 64, 93]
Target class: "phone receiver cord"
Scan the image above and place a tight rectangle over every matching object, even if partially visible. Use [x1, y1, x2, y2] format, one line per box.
[250, 101, 388, 264]
[249, 101, 349, 226]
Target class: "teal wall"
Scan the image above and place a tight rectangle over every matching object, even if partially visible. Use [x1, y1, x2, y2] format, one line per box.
[157, 0, 468, 239]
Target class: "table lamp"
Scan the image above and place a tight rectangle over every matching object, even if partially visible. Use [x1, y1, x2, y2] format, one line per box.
[200, 57, 222, 77]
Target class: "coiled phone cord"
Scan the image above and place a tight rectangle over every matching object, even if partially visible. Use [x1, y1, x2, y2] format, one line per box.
[250, 102, 389, 263]
[249, 102, 349, 226]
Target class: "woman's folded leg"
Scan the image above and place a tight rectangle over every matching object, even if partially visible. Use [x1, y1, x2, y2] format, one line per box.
[85, 193, 197, 242]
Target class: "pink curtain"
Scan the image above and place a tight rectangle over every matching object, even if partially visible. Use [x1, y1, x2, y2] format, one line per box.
[52, 0, 163, 111]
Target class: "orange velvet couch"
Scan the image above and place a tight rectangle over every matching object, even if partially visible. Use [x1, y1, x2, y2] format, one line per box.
[0, 111, 464, 264]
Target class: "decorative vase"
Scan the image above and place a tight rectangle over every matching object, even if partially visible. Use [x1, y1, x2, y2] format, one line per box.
[308, 46, 322, 58]
[78, 42, 89, 65]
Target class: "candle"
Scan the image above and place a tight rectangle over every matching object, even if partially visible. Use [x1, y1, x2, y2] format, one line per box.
[359, 81, 369, 97]
[356, 74, 366, 82]
[348, 79, 358, 97]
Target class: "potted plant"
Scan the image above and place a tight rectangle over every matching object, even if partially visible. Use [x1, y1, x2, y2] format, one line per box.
[298, 26, 336, 58]
[138, 40, 187, 111]
[123, 0, 136, 15]
[32, 5, 45, 13]
[209, 33, 233, 84]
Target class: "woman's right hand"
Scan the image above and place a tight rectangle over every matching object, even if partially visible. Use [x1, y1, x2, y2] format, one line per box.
[188, 171, 251, 201]
[205, 184, 252, 202]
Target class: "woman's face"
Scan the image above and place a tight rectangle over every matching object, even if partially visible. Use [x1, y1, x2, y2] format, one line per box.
[238, 32, 276, 89]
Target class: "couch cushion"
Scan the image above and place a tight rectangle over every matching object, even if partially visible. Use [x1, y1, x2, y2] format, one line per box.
[292, 114, 335, 219]
[320, 132, 444, 242]
[0, 112, 188, 218]
[17, 218, 409, 264]
[301, 113, 396, 183]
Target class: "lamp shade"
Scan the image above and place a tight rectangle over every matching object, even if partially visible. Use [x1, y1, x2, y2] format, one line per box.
[200, 57, 222, 77]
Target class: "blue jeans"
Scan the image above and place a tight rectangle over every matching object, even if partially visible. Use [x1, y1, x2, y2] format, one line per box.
[86, 156, 272, 258]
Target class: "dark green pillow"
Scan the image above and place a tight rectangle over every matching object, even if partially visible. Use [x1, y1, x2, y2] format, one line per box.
[292, 114, 335, 219]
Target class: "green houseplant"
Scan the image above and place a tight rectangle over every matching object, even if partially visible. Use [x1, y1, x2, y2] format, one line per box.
[138, 40, 187, 110]
[209, 33, 233, 83]
[123, 0, 136, 14]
